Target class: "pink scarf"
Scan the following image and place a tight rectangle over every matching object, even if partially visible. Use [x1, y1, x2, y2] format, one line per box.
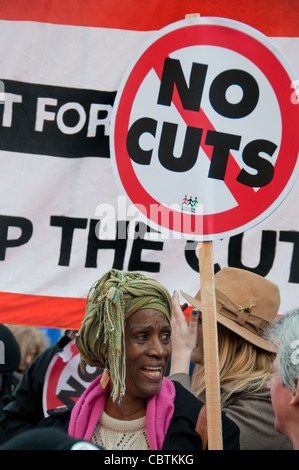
[68, 374, 176, 450]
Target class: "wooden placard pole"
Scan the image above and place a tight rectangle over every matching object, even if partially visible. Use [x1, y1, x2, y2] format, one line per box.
[198, 240, 223, 450]
[183, 12, 222, 448]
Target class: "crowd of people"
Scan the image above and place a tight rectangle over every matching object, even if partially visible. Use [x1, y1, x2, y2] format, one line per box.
[0, 267, 298, 450]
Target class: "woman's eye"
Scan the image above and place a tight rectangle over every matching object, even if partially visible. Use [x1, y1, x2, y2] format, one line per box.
[136, 333, 148, 341]
[161, 332, 171, 342]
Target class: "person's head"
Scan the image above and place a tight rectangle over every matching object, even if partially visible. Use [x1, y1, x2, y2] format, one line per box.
[5, 325, 48, 372]
[181, 268, 280, 402]
[0, 324, 21, 399]
[76, 270, 172, 404]
[265, 309, 299, 447]
[0, 325, 21, 375]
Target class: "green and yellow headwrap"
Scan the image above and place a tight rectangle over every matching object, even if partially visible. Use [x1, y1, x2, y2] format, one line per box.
[76, 269, 172, 403]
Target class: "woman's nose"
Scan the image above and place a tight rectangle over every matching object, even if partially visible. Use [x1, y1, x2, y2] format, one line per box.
[147, 337, 168, 357]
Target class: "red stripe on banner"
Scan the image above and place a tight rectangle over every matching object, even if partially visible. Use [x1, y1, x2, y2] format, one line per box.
[0, 0, 298, 36]
[0, 292, 85, 330]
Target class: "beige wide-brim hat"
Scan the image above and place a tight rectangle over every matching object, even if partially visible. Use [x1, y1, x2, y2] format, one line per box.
[181, 267, 280, 353]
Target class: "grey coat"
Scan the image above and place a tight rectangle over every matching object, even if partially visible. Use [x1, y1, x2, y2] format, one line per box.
[169, 372, 293, 450]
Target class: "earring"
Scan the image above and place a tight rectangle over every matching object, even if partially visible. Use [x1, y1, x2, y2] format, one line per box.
[100, 356, 110, 389]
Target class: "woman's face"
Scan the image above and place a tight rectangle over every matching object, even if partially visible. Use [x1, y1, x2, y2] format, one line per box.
[18, 348, 38, 372]
[124, 308, 171, 400]
[267, 358, 294, 435]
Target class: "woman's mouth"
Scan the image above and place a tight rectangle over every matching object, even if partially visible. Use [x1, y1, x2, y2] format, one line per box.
[141, 366, 163, 379]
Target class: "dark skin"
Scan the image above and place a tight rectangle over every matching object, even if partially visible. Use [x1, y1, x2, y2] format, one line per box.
[105, 308, 172, 420]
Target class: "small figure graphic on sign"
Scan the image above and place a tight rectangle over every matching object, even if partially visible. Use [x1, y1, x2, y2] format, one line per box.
[182, 195, 198, 213]
[182, 195, 188, 205]
[191, 197, 199, 208]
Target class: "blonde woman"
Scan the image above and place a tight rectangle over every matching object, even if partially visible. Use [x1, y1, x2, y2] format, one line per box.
[170, 267, 293, 450]
[5, 325, 48, 373]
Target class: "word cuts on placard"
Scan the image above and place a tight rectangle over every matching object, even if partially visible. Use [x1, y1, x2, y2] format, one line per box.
[110, 17, 299, 240]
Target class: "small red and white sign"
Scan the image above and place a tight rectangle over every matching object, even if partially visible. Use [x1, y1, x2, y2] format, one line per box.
[110, 17, 299, 240]
[42, 339, 101, 415]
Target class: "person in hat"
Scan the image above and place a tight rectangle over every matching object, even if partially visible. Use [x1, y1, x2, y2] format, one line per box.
[169, 267, 293, 450]
[37, 269, 239, 450]
[265, 308, 299, 450]
[0, 325, 21, 412]
[0, 325, 21, 442]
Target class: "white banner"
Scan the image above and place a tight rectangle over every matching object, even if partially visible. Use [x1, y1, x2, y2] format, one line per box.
[0, 2, 298, 328]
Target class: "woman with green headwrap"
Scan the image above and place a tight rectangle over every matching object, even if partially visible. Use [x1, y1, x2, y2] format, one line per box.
[75, 269, 173, 407]
[37, 269, 239, 450]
